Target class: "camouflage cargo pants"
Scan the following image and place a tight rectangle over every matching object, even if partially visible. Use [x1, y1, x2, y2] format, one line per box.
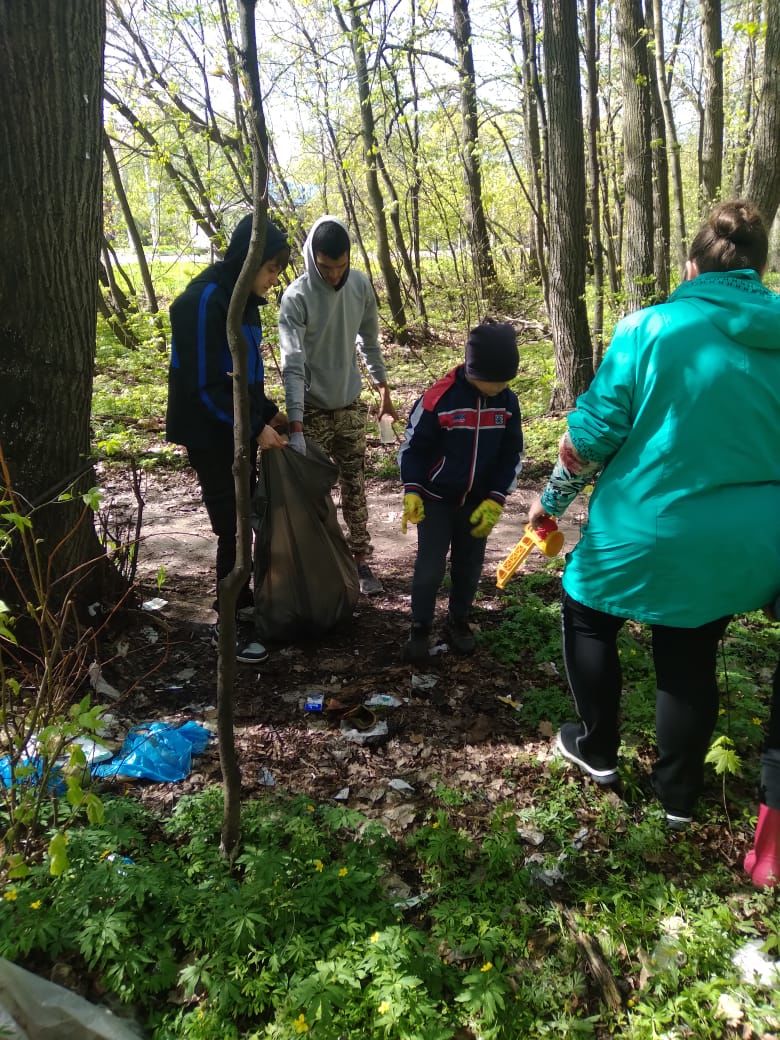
[304, 398, 372, 558]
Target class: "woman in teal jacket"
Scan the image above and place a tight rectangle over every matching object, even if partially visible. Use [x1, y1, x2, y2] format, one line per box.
[530, 200, 780, 825]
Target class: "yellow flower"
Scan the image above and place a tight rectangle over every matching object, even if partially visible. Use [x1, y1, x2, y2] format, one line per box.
[378, 1000, 391, 1014]
[29, 900, 42, 910]
[431, 821, 440, 829]
[2, 890, 17, 902]
[292, 1013, 309, 1034]
[752, 717, 763, 726]
[306, 804, 315, 813]
[313, 859, 324, 872]
[338, 867, 348, 877]
[370, 931, 380, 943]
[480, 961, 493, 973]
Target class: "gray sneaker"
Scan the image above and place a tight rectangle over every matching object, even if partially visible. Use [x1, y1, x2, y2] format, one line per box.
[357, 562, 383, 596]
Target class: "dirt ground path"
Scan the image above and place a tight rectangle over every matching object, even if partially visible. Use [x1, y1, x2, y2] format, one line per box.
[95, 459, 599, 835]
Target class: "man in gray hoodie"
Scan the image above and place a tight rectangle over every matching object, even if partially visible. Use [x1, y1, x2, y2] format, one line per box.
[279, 216, 397, 595]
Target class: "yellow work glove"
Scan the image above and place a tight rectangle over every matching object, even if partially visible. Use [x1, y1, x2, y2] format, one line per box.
[401, 492, 425, 533]
[469, 499, 503, 538]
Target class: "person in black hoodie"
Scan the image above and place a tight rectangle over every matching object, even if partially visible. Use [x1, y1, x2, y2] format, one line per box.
[166, 215, 290, 664]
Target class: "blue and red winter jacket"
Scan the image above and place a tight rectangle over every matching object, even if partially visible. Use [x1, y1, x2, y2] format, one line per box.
[398, 366, 523, 506]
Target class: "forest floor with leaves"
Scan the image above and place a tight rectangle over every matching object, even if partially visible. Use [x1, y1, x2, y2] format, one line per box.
[94, 453, 758, 878]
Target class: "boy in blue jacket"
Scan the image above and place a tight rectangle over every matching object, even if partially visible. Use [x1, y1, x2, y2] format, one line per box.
[399, 322, 523, 662]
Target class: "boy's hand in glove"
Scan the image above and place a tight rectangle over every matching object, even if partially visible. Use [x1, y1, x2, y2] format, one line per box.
[469, 499, 503, 538]
[401, 492, 425, 533]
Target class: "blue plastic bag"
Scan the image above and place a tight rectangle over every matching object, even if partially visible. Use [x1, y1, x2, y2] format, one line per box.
[93, 721, 211, 782]
[0, 752, 65, 793]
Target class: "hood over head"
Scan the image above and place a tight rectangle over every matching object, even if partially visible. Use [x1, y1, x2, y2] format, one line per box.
[196, 215, 289, 294]
[303, 215, 351, 290]
[669, 269, 780, 352]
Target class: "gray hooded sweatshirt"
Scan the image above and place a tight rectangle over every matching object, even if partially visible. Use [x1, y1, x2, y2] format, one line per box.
[279, 215, 388, 422]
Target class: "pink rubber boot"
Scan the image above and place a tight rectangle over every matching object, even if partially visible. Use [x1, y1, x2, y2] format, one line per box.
[745, 804, 780, 887]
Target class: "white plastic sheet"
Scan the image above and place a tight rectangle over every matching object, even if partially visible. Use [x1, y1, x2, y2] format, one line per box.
[0, 958, 144, 1039]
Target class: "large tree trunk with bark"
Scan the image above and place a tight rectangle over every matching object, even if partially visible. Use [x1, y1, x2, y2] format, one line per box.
[616, 0, 655, 312]
[542, 0, 594, 409]
[746, 7, 780, 227]
[0, 1, 117, 606]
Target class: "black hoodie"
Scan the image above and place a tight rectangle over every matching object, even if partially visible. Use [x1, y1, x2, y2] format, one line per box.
[165, 216, 288, 449]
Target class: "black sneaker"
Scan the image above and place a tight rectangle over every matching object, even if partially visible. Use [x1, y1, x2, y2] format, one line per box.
[402, 622, 431, 664]
[357, 562, 383, 596]
[444, 615, 476, 655]
[555, 722, 618, 785]
[211, 622, 269, 665]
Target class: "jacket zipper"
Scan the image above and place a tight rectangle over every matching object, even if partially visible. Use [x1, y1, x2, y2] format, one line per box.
[461, 396, 481, 505]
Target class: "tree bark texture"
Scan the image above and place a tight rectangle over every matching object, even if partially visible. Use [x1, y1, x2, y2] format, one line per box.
[746, 6, 780, 227]
[699, 0, 724, 209]
[582, 0, 605, 367]
[651, 0, 687, 269]
[451, 0, 499, 305]
[0, 0, 114, 604]
[339, 0, 408, 342]
[616, 0, 655, 311]
[541, 0, 594, 408]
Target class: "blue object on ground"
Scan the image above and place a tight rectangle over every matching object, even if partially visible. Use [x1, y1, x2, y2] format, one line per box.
[0, 753, 65, 793]
[93, 721, 211, 782]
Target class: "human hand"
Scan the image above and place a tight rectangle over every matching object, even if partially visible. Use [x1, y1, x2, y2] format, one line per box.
[288, 431, 307, 456]
[269, 411, 289, 432]
[559, 432, 586, 474]
[528, 496, 552, 530]
[469, 499, 503, 538]
[257, 424, 285, 450]
[378, 385, 399, 423]
[401, 492, 425, 533]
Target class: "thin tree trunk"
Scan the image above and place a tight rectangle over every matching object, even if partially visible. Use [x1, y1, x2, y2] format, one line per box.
[218, 0, 274, 864]
[616, 0, 655, 311]
[451, 0, 500, 305]
[583, 0, 605, 367]
[644, 0, 670, 297]
[542, 0, 594, 409]
[652, 0, 687, 269]
[337, 0, 408, 343]
[103, 132, 158, 313]
[516, 0, 548, 294]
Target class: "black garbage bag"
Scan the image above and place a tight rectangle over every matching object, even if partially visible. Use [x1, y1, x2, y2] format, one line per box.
[252, 440, 359, 641]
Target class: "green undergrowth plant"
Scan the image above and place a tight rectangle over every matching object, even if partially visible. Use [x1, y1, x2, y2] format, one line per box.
[4, 780, 780, 1038]
[0, 477, 114, 875]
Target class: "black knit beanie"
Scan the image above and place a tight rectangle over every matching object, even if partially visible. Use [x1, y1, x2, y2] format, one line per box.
[465, 322, 519, 382]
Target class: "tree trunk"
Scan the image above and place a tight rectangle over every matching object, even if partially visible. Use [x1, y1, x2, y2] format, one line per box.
[651, 0, 687, 270]
[616, 0, 655, 311]
[0, 0, 117, 606]
[103, 132, 159, 313]
[338, 0, 408, 343]
[699, 0, 724, 209]
[582, 0, 605, 368]
[515, 0, 549, 296]
[451, 0, 500, 305]
[643, 0, 670, 297]
[542, 0, 594, 409]
[217, 0, 274, 865]
[746, 6, 780, 227]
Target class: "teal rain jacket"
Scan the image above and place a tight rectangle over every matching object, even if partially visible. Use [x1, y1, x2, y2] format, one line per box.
[561, 270, 780, 627]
